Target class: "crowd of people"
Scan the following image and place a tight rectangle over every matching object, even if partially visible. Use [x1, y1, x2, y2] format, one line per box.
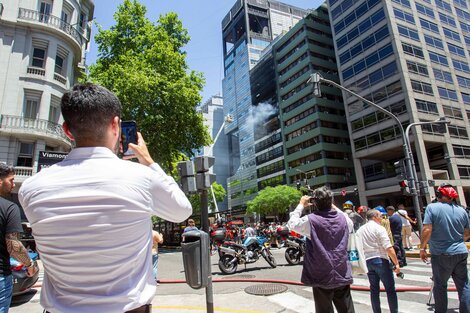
[287, 184, 470, 313]
[1, 83, 469, 313]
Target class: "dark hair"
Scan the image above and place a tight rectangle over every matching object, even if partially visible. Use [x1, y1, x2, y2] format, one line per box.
[386, 206, 395, 212]
[0, 163, 15, 179]
[311, 186, 332, 211]
[61, 83, 122, 143]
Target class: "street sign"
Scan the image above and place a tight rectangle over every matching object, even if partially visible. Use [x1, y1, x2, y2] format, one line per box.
[37, 151, 68, 172]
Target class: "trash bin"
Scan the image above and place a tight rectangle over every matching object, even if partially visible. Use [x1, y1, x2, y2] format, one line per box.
[181, 230, 210, 289]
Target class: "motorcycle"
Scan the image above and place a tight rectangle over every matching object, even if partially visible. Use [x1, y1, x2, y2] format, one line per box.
[218, 235, 277, 274]
[284, 236, 306, 265]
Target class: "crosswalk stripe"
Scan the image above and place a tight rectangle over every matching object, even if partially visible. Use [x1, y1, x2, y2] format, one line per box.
[351, 291, 430, 313]
[268, 292, 313, 313]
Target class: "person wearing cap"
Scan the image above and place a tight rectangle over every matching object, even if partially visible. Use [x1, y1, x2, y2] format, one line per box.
[343, 201, 364, 231]
[357, 209, 401, 313]
[420, 183, 470, 313]
[375, 206, 394, 245]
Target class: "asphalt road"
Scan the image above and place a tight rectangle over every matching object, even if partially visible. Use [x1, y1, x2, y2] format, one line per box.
[10, 247, 461, 313]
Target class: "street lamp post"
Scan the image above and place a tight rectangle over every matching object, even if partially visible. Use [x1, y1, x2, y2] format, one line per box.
[308, 73, 448, 234]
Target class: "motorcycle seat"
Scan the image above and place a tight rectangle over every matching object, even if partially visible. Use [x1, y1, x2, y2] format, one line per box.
[226, 243, 246, 250]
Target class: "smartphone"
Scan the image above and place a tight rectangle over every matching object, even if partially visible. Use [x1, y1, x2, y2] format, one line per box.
[121, 120, 137, 156]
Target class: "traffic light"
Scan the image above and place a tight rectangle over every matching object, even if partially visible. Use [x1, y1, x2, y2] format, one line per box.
[177, 161, 197, 194]
[296, 181, 301, 190]
[194, 156, 216, 191]
[394, 159, 406, 179]
[354, 188, 358, 196]
[399, 180, 410, 195]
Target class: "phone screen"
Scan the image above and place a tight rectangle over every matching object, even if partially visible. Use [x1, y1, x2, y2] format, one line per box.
[121, 121, 137, 156]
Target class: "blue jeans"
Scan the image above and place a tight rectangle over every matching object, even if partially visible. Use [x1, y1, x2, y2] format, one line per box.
[431, 253, 470, 313]
[366, 258, 398, 313]
[0, 275, 13, 313]
[152, 254, 159, 281]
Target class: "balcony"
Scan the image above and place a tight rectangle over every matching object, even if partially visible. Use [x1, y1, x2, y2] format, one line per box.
[17, 8, 83, 48]
[27, 66, 46, 77]
[53, 73, 67, 85]
[0, 115, 72, 146]
[14, 166, 34, 181]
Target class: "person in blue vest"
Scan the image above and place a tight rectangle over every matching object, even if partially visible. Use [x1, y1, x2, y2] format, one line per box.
[288, 186, 355, 313]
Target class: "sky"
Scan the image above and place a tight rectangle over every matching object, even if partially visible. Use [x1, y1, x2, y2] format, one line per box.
[86, 0, 325, 104]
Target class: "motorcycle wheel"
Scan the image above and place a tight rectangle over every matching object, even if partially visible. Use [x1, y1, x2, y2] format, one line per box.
[261, 249, 277, 268]
[218, 255, 238, 274]
[285, 247, 301, 265]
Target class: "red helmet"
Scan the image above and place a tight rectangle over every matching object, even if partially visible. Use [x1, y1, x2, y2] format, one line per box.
[437, 183, 458, 199]
[357, 206, 368, 213]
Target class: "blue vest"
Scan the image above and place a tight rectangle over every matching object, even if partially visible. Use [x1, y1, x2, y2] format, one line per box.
[301, 209, 353, 289]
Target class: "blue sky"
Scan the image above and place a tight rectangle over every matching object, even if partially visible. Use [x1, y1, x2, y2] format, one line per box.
[87, 0, 325, 104]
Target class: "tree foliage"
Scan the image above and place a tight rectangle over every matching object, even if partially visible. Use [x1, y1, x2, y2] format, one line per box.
[87, 0, 211, 172]
[189, 182, 227, 215]
[247, 185, 301, 216]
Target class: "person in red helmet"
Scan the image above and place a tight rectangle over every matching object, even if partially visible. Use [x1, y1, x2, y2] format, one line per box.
[420, 183, 470, 313]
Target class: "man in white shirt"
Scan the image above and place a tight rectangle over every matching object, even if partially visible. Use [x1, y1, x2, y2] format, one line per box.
[19, 83, 192, 313]
[357, 209, 401, 313]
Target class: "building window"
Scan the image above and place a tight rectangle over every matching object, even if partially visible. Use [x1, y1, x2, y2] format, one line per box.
[449, 125, 469, 139]
[49, 95, 61, 123]
[407, 61, 428, 76]
[443, 105, 463, 119]
[453, 59, 470, 74]
[429, 51, 448, 66]
[424, 34, 444, 50]
[454, 145, 470, 158]
[55, 45, 68, 76]
[402, 43, 424, 58]
[411, 80, 434, 95]
[32, 48, 46, 68]
[415, 3, 434, 18]
[39, 0, 52, 23]
[394, 8, 415, 23]
[17, 142, 35, 167]
[443, 28, 461, 42]
[458, 166, 470, 178]
[397, 24, 420, 41]
[79, 11, 87, 32]
[416, 99, 438, 114]
[439, 12, 456, 27]
[433, 68, 453, 83]
[24, 99, 39, 119]
[438, 87, 458, 101]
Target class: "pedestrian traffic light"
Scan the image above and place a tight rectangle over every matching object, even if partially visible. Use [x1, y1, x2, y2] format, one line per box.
[177, 161, 197, 194]
[394, 159, 406, 179]
[354, 188, 358, 196]
[194, 156, 216, 191]
[399, 180, 410, 195]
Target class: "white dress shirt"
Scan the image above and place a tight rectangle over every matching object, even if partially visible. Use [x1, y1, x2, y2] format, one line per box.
[287, 204, 353, 239]
[19, 147, 192, 313]
[356, 220, 392, 260]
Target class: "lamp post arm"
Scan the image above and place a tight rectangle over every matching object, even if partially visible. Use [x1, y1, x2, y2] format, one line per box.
[318, 76, 405, 141]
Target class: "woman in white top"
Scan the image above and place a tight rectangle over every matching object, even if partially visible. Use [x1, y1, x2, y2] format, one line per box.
[397, 204, 415, 249]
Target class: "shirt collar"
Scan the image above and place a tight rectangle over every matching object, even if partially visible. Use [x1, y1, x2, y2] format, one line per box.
[65, 147, 118, 160]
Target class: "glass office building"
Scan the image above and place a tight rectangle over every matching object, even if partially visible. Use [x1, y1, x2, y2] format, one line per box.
[328, 0, 470, 206]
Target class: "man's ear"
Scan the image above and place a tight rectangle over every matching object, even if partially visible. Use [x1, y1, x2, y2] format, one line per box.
[111, 116, 120, 137]
[62, 122, 75, 140]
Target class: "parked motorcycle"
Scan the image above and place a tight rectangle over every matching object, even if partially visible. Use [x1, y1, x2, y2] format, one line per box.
[218, 235, 276, 274]
[284, 236, 306, 265]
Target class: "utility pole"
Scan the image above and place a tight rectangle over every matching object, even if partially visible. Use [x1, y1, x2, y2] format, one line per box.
[308, 73, 449, 234]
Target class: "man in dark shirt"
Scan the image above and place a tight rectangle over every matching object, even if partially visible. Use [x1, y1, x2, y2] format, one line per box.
[387, 206, 406, 267]
[0, 164, 37, 312]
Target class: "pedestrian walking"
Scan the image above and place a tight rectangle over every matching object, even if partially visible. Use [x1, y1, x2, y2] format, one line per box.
[152, 229, 163, 283]
[18, 83, 192, 313]
[387, 206, 406, 267]
[244, 224, 256, 238]
[420, 183, 470, 313]
[288, 187, 355, 313]
[357, 209, 401, 313]
[0, 164, 38, 313]
[397, 204, 415, 250]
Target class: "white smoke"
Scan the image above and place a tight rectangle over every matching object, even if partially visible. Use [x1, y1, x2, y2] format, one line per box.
[246, 102, 277, 130]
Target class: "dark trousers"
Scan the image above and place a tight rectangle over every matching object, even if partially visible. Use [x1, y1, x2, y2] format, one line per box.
[46, 304, 151, 313]
[312, 284, 355, 313]
[431, 253, 470, 313]
[366, 257, 398, 313]
[393, 234, 406, 267]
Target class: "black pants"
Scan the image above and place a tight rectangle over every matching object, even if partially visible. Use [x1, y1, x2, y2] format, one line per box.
[46, 304, 151, 313]
[393, 234, 407, 267]
[312, 285, 355, 313]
